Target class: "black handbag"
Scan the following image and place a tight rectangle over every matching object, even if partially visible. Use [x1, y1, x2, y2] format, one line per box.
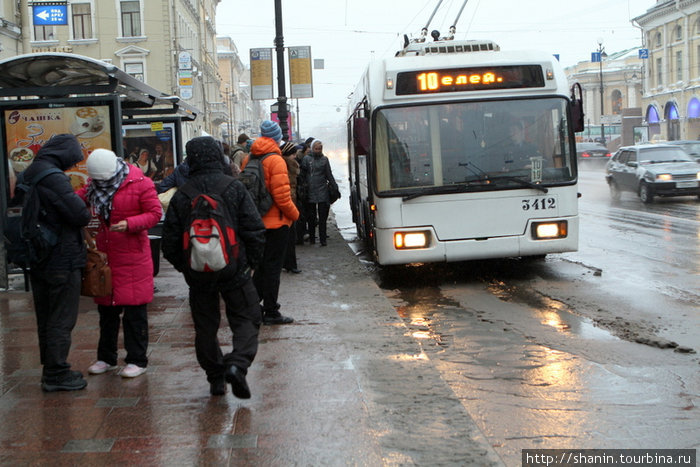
[328, 183, 341, 204]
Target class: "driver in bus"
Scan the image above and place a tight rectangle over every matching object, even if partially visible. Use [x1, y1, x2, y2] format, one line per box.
[504, 121, 541, 170]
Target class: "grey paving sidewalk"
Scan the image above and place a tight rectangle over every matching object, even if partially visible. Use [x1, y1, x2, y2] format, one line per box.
[0, 217, 501, 466]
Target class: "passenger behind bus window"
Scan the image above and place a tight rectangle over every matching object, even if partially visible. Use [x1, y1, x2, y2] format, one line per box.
[504, 121, 541, 170]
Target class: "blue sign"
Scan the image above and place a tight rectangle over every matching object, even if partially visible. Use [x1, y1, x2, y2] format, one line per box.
[591, 52, 601, 63]
[639, 48, 649, 59]
[33, 5, 68, 26]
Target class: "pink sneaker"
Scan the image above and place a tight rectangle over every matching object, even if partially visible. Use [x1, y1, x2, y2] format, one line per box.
[88, 361, 117, 375]
[120, 364, 147, 378]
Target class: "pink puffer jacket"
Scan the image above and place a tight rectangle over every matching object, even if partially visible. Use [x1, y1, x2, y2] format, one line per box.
[78, 165, 162, 306]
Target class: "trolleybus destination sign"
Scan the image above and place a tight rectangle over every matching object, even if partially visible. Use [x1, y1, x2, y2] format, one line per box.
[396, 65, 545, 95]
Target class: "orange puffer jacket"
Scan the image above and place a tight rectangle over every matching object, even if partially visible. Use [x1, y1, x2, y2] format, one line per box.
[243, 137, 299, 229]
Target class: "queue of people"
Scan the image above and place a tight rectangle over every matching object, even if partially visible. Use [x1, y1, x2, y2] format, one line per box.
[14, 122, 339, 399]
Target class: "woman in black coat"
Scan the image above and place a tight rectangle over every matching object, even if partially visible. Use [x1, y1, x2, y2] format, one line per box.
[300, 139, 339, 246]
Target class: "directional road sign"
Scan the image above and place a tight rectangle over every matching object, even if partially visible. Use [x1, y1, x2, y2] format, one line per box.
[33, 4, 68, 26]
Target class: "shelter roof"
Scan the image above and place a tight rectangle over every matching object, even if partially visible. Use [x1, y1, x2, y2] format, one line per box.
[0, 53, 198, 121]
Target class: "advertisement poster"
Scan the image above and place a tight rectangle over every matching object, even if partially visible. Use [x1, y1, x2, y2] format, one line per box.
[122, 122, 176, 183]
[4, 105, 112, 190]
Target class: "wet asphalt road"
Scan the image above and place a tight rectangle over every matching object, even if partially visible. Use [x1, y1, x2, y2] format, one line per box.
[333, 160, 699, 466]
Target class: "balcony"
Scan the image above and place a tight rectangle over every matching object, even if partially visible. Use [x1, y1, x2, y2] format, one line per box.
[209, 101, 229, 126]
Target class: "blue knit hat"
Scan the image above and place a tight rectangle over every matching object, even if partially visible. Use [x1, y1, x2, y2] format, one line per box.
[260, 120, 282, 143]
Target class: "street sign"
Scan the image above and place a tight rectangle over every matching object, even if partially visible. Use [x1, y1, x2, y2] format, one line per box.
[270, 103, 290, 113]
[32, 4, 68, 26]
[178, 70, 192, 86]
[591, 52, 601, 63]
[178, 51, 192, 70]
[289, 46, 313, 98]
[639, 49, 649, 59]
[250, 48, 273, 100]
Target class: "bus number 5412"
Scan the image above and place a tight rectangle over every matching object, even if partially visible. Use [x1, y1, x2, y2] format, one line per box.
[522, 198, 556, 211]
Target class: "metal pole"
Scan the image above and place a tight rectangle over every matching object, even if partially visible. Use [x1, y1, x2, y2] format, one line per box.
[295, 98, 300, 140]
[598, 42, 606, 146]
[226, 89, 232, 146]
[274, 0, 289, 139]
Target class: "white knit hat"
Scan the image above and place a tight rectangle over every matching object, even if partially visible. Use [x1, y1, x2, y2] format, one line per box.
[87, 148, 118, 180]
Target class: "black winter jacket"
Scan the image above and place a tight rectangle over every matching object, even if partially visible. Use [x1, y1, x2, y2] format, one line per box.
[300, 153, 338, 204]
[22, 134, 91, 270]
[156, 161, 189, 194]
[161, 151, 265, 288]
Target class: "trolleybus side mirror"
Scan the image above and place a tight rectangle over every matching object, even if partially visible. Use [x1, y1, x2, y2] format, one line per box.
[354, 116, 370, 155]
[570, 83, 584, 133]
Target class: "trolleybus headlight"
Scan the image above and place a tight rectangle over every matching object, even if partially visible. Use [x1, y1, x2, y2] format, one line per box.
[394, 231, 430, 249]
[531, 221, 568, 240]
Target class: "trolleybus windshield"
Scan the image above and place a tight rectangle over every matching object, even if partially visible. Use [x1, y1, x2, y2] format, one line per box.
[373, 97, 574, 194]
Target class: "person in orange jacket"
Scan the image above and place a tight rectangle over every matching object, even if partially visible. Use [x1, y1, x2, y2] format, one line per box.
[241, 121, 299, 324]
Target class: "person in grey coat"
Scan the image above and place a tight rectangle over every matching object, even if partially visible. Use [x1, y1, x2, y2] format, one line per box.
[299, 139, 339, 246]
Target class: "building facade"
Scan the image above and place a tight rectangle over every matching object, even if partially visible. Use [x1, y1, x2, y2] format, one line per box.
[217, 36, 264, 144]
[566, 49, 644, 150]
[0, 1, 22, 60]
[634, 0, 700, 141]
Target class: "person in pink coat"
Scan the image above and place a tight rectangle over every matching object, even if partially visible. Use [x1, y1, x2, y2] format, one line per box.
[77, 148, 162, 378]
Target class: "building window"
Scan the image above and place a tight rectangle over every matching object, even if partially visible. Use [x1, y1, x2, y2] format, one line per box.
[72, 3, 92, 39]
[124, 62, 144, 81]
[656, 57, 663, 86]
[674, 25, 682, 42]
[655, 32, 662, 47]
[121, 0, 141, 37]
[676, 51, 683, 81]
[33, 25, 55, 41]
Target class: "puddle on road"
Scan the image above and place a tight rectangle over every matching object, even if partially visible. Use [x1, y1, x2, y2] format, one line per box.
[382, 270, 618, 346]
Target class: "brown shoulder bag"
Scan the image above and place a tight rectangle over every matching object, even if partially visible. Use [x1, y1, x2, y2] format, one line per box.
[81, 228, 112, 297]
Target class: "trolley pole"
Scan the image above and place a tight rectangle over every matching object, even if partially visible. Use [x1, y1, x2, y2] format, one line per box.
[274, 0, 289, 139]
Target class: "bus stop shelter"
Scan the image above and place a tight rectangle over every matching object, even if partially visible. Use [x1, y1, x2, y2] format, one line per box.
[0, 52, 200, 289]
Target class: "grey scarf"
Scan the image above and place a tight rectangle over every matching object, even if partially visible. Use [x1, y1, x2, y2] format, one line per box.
[87, 158, 129, 223]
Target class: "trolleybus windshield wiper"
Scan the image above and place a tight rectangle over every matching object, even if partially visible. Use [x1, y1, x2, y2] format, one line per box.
[489, 175, 548, 193]
[402, 184, 472, 201]
[460, 161, 548, 193]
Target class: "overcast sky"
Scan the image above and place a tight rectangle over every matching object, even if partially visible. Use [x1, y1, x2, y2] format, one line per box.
[216, 0, 655, 137]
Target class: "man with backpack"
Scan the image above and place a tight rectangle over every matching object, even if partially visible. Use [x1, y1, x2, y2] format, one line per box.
[161, 136, 266, 398]
[19, 134, 91, 392]
[240, 121, 299, 325]
[230, 133, 250, 171]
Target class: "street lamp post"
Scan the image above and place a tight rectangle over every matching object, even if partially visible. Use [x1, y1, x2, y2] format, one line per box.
[225, 86, 234, 146]
[274, 0, 289, 139]
[597, 39, 606, 146]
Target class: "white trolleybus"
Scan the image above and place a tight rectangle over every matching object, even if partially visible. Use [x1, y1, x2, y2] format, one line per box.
[347, 37, 584, 266]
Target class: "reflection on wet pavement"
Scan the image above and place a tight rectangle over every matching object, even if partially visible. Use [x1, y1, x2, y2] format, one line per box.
[381, 274, 700, 466]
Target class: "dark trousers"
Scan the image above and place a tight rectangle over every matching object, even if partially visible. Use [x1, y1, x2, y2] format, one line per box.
[283, 221, 298, 271]
[188, 279, 261, 380]
[305, 202, 330, 243]
[296, 207, 307, 244]
[30, 268, 82, 378]
[97, 304, 149, 368]
[253, 225, 289, 316]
